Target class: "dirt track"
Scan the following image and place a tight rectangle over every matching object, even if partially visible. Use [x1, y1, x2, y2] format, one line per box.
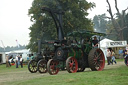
[0, 61, 125, 83]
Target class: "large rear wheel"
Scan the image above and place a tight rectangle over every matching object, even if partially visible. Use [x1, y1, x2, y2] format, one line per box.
[66, 57, 78, 73]
[37, 59, 47, 73]
[47, 59, 59, 75]
[88, 48, 105, 71]
[28, 60, 38, 73]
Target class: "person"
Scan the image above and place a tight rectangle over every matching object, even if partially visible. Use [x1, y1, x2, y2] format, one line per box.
[15, 55, 18, 68]
[6, 54, 11, 67]
[67, 37, 71, 46]
[124, 50, 128, 65]
[92, 36, 98, 48]
[111, 50, 117, 64]
[123, 48, 127, 57]
[27, 56, 30, 61]
[107, 48, 111, 65]
[119, 48, 123, 59]
[31, 54, 34, 60]
[15, 55, 20, 68]
[84, 36, 91, 44]
[20, 55, 23, 68]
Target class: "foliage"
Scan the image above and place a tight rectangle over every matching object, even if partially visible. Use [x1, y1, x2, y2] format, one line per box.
[93, 14, 108, 33]
[93, 13, 128, 41]
[27, 0, 95, 52]
[123, 13, 128, 41]
[106, 0, 128, 40]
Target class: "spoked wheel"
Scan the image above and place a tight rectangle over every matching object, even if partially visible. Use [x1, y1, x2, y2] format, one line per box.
[28, 60, 38, 73]
[47, 59, 59, 75]
[66, 57, 78, 73]
[37, 59, 47, 73]
[88, 48, 105, 71]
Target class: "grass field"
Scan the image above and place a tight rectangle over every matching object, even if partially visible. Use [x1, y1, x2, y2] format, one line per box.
[0, 59, 128, 85]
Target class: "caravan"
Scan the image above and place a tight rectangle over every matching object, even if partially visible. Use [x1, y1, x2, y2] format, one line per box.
[0, 52, 6, 64]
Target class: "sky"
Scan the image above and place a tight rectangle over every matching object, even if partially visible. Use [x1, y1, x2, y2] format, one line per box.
[0, 0, 33, 47]
[0, 0, 128, 47]
[87, 0, 128, 18]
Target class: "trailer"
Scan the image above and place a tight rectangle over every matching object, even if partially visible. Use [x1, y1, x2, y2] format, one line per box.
[0, 52, 6, 64]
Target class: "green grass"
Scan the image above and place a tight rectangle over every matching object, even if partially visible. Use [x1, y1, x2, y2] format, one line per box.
[0, 60, 128, 85]
[105, 58, 124, 63]
[0, 64, 27, 73]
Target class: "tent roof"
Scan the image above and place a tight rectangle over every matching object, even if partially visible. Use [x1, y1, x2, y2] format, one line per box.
[99, 38, 114, 48]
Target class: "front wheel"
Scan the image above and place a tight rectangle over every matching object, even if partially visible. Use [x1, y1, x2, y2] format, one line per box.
[28, 60, 38, 73]
[88, 48, 105, 71]
[66, 57, 78, 73]
[47, 59, 59, 75]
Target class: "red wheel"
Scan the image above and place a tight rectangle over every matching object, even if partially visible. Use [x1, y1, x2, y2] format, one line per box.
[66, 57, 78, 73]
[37, 59, 47, 73]
[88, 48, 105, 71]
[47, 59, 59, 75]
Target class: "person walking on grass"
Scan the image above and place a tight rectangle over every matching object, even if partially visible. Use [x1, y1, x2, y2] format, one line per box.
[111, 50, 117, 64]
[107, 49, 111, 65]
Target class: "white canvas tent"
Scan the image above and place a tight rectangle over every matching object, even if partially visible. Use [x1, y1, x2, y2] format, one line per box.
[99, 38, 114, 60]
[5, 49, 31, 61]
[99, 38, 127, 60]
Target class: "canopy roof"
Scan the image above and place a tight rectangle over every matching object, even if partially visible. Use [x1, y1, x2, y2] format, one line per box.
[99, 38, 114, 48]
[67, 30, 106, 37]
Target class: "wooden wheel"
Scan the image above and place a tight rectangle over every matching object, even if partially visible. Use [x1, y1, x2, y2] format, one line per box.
[37, 59, 47, 73]
[28, 60, 38, 73]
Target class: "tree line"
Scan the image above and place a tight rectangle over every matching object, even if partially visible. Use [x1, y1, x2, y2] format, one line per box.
[0, 45, 26, 52]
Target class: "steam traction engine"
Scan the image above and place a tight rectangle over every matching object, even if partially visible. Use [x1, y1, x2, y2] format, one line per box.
[28, 7, 105, 75]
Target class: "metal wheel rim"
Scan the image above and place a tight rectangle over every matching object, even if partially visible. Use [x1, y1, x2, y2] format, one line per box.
[38, 60, 47, 73]
[66, 57, 78, 73]
[93, 49, 105, 71]
[28, 60, 37, 73]
[47, 59, 59, 75]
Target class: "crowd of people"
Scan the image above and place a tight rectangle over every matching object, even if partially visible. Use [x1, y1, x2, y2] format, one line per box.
[6, 54, 35, 68]
[107, 47, 128, 65]
[107, 48, 117, 65]
[6, 54, 23, 68]
[15, 55, 23, 68]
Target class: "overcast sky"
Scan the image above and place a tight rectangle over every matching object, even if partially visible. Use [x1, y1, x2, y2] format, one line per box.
[0, 0, 128, 47]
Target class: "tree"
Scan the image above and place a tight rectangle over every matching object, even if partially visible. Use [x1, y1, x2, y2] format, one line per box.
[106, 0, 128, 40]
[123, 13, 128, 42]
[27, 0, 95, 52]
[93, 14, 108, 33]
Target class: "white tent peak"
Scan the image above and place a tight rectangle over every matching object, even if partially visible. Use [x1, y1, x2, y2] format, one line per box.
[99, 38, 114, 48]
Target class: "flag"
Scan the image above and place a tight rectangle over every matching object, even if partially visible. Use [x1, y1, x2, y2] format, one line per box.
[16, 40, 20, 48]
